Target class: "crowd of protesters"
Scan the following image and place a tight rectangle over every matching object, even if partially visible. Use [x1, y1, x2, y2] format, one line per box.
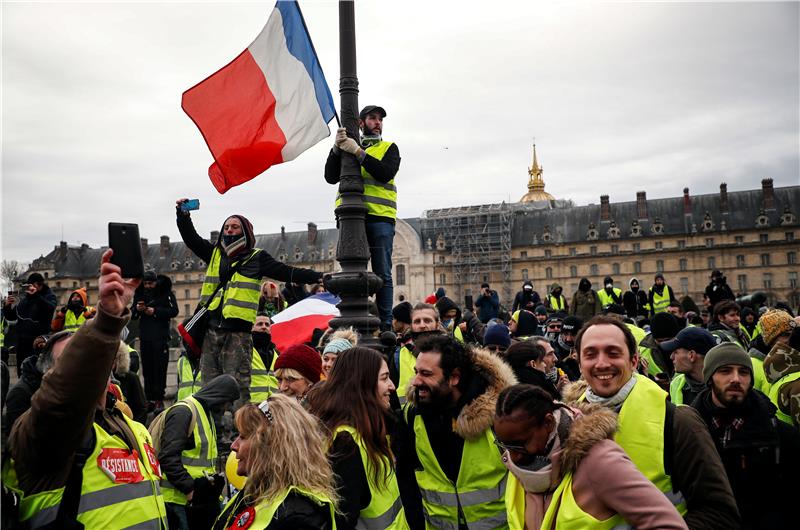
[2, 236, 799, 530]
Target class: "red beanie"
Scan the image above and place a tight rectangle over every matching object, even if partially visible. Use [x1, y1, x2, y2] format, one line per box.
[424, 294, 437, 304]
[274, 344, 322, 383]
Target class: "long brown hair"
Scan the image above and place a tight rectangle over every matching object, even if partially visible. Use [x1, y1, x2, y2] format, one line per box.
[306, 347, 394, 487]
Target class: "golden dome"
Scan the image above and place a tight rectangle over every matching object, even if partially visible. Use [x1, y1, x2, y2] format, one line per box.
[520, 143, 555, 203]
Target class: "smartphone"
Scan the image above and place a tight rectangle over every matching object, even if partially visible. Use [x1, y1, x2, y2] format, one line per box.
[180, 199, 200, 212]
[108, 222, 145, 278]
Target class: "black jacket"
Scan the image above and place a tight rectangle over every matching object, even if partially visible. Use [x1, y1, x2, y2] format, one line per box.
[131, 275, 178, 342]
[691, 388, 800, 529]
[512, 290, 541, 312]
[2, 287, 57, 339]
[623, 289, 649, 319]
[213, 489, 333, 530]
[704, 281, 736, 309]
[3, 355, 41, 439]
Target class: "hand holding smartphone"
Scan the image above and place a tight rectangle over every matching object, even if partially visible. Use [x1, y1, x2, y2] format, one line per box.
[108, 223, 145, 278]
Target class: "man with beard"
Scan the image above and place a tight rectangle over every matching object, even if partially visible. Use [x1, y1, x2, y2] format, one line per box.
[691, 343, 800, 529]
[393, 303, 444, 406]
[249, 314, 279, 402]
[132, 271, 179, 409]
[51, 288, 96, 332]
[397, 334, 516, 529]
[573, 316, 740, 528]
[623, 277, 649, 319]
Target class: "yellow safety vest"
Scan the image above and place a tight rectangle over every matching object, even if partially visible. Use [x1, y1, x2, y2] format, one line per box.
[548, 295, 565, 311]
[669, 374, 688, 405]
[397, 345, 416, 406]
[638, 343, 668, 379]
[333, 425, 408, 530]
[250, 348, 279, 403]
[200, 248, 262, 324]
[540, 472, 625, 529]
[63, 310, 89, 331]
[649, 286, 671, 314]
[750, 356, 771, 395]
[219, 485, 335, 529]
[176, 356, 202, 401]
[503, 473, 525, 530]
[335, 141, 397, 219]
[582, 374, 687, 515]
[407, 409, 509, 529]
[160, 396, 216, 505]
[740, 324, 761, 343]
[8, 416, 167, 529]
[768, 371, 800, 426]
[597, 288, 622, 308]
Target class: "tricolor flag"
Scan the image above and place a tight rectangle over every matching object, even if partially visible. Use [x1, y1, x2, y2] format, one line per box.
[270, 292, 340, 352]
[182, 1, 336, 194]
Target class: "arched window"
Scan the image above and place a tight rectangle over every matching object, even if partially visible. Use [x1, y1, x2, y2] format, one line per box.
[396, 264, 406, 286]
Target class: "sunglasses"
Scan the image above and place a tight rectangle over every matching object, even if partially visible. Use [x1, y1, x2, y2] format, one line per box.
[485, 345, 506, 353]
[491, 432, 535, 457]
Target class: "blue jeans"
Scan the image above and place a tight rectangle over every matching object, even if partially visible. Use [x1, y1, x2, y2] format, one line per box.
[366, 221, 395, 327]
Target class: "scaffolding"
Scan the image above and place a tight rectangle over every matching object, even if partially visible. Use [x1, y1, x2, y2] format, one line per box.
[422, 202, 514, 306]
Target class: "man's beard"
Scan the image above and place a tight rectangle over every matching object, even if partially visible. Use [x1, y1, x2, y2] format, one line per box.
[712, 382, 747, 408]
[415, 378, 453, 412]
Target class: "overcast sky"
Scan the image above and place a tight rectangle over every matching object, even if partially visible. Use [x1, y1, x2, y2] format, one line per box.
[2, 0, 798, 264]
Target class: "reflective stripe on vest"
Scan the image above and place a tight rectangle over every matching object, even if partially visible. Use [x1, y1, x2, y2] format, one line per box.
[650, 287, 671, 314]
[397, 346, 416, 406]
[333, 426, 408, 530]
[200, 248, 262, 324]
[541, 472, 627, 529]
[176, 356, 202, 402]
[64, 310, 87, 331]
[597, 288, 622, 308]
[161, 396, 217, 505]
[548, 295, 565, 311]
[16, 418, 166, 529]
[410, 412, 508, 528]
[585, 374, 687, 515]
[768, 371, 800, 425]
[335, 141, 397, 219]
[250, 348, 279, 403]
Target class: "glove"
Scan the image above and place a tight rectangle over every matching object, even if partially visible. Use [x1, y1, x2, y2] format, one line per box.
[335, 129, 362, 156]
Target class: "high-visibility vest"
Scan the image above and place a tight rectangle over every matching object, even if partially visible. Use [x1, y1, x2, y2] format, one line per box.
[749, 355, 771, 395]
[504, 473, 525, 530]
[63, 309, 90, 331]
[397, 345, 416, 406]
[625, 323, 647, 346]
[638, 342, 668, 378]
[176, 356, 202, 401]
[669, 374, 687, 405]
[548, 294, 565, 311]
[8, 416, 167, 529]
[768, 371, 800, 426]
[332, 425, 408, 530]
[200, 248, 262, 324]
[335, 141, 397, 219]
[597, 288, 622, 308]
[649, 286, 671, 314]
[161, 396, 217, 505]
[453, 325, 465, 344]
[219, 485, 335, 529]
[582, 374, 687, 515]
[250, 348, 278, 403]
[406, 409, 508, 529]
[540, 471, 625, 529]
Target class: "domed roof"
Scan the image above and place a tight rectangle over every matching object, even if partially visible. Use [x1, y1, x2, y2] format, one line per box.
[519, 144, 555, 203]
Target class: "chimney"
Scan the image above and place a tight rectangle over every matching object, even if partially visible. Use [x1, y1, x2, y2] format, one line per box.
[281, 226, 286, 241]
[600, 195, 610, 221]
[719, 183, 728, 212]
[762, 178, 775, 209]
[636, 191, 648, 220]
[683, 187, 692, 214]
[58, 241, 68, 261]
[160, 235, 170, 257]
[209, 230, 219, 244]
[307, 222, 318, 245]
[140, 237, 148, 256]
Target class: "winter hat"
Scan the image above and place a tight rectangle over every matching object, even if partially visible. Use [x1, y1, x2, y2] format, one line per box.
[323, 338, 353, 355]
[392, 301, 413, 325]
[561, 316, 584, 335]
[483, 324, 511, 348]
[523, 280, 533, 291]
[703, 343, 753, 383]
[510, 310, 521, 323]
[603, 276, 614, 286]
[274, 344, 322, 383]
[424, 294, 438, 304]
[534, 305, 547, 316]
[759, 309, 797, 347]
[650, 313, 681, 341]
[654, 272, 665, 281]
[604, 304, 626, 316]
[435, 287, 447, 300]
[27, 272, 45, 284]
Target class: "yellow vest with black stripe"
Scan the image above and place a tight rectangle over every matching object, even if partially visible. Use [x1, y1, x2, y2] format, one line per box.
[397, 345, 416, 406]
[649, 286, 671, 314]
[768, 371, 800, 426]
[406, 408, 509, 529]
[582, 374, 687, 515]
[540, 472, 625, 529]
[64, 309, 90, 331]
[8, 416, 167, 529]
[200, 248, 262, 324]
[333, 425, 408, 529]
[250, 348, 279, 403]
[335, 141, 397, 219]
[750, 355, 770, 395]
[176, 356, 202, 401]
[548, 294, 566, 312]
[160, 396, 217, 505]
[219, 486, 335, 529]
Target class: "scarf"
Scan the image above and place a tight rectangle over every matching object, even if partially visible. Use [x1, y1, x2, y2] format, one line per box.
[221, 233, 246, 257]
[584, 375, 638, 411]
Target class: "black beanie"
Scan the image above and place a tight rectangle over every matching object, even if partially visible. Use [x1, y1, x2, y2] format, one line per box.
[392, 301, 413, 325]
[651, 313, 681, 340]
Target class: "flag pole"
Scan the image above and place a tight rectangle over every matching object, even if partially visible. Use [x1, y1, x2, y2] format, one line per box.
[325, 0, 382, 347]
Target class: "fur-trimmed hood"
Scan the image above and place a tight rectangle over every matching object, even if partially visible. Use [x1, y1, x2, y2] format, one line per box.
[408, 346, 517, 440]
[559, 403, 618, 477]
[114, 341, 130, 375]
[561, 379, 589, 404]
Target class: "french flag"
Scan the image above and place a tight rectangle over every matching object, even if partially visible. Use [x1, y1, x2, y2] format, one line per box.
[182, 1, 336, 194]
[270, 292, 340, 352]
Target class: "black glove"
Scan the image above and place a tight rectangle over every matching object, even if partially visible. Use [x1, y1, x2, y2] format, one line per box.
[192, 476, 213, 503]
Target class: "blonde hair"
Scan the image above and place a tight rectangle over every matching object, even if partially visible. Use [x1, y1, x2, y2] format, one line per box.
[234, 393, 338, 506]
[317, 326, 359, 350]
[274, 367, 308, 383]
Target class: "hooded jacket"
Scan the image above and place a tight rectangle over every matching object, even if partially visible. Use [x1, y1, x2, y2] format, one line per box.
[131, 274, 179, 341]
[546, 283, 568, 313]
[51, 288, 95, 332]
[159, 375, 240, 495]
[434, 296, 462, 334]
[177, 212, 322, 332]
[623, 277, 649, 319]
[571, 279, 600, 321]
[512, 281, 541, 312]
[398, 347, 517, 528]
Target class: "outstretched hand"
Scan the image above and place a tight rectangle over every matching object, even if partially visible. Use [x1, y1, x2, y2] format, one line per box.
[98, 249, 141, 317]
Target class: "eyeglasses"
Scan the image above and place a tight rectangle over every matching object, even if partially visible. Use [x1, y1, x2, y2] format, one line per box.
[257, 400, 274, 423]
[485, 345, 506, 354]
[491, 433, 534, 457]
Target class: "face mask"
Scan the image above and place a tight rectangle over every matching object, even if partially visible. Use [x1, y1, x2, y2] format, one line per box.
[68, 298, 83, 309]
[221, 233, 246, 255]
[361, 133, 382, 147]
[557, 334, 574, 352]
[631, 284, 639, 292]
[546, 330, 559, 343]
[605, 283, 613, 290]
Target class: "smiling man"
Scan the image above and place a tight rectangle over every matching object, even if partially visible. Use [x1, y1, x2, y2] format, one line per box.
[575, 315, 740, 529]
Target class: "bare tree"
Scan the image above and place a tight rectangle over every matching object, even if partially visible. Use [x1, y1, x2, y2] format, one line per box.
[1, 260, 25, 293]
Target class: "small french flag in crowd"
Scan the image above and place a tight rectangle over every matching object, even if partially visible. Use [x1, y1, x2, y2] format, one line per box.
[182, 0, 336, 194]
[270, 292, 341, 353]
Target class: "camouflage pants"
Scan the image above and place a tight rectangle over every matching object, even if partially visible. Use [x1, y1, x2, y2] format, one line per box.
[201, 327, 253, 410]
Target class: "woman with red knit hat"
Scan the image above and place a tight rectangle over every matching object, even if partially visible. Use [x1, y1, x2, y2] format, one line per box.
[273, 343, 322, 401]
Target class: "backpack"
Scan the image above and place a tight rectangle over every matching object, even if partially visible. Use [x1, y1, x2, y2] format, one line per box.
[147, 399, 198, 453]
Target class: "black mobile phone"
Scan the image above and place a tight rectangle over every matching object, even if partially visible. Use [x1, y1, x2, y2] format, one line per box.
[464, 295, 474, 312]
[108, 222, 144, 278]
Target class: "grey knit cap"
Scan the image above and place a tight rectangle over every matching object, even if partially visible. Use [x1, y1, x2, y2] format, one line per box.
[703, 343, 753, 383]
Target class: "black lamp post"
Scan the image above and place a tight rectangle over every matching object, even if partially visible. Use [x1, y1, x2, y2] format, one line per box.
[325, 0, 382, 346]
